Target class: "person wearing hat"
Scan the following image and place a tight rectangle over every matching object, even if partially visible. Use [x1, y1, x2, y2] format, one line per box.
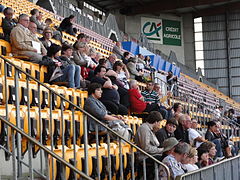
[135, 111, 164, 180]
[160, 142, 190, 179]
[155, 118, 178, 147]
[196, 146, 209, 168]
[160, 137, 179, 161]
[182, 147, 199, 172]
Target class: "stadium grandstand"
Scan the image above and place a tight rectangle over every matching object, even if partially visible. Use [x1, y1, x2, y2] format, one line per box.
[0, 0, 240, 179]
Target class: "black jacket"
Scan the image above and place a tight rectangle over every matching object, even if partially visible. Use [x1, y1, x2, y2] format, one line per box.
[174, 125, 189, 143]
[155, 127, 175, 147]
[2, 17, 17, 42]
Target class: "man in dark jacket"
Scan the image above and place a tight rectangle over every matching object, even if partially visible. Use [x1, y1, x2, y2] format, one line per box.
[174, 114, 191, 143]
[2, 7, 17, 42]
[155, 118, 178, 147]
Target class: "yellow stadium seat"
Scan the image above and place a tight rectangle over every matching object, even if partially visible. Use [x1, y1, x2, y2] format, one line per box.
[0, 40, 11, 56]
[40, 65, 48, 83]
[29, 81, 39, 106]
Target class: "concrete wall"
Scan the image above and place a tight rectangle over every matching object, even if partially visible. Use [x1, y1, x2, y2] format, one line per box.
[123, 14, 186, 65]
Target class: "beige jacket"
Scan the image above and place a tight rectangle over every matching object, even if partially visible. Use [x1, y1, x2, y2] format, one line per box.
[10, 24, 46, 56]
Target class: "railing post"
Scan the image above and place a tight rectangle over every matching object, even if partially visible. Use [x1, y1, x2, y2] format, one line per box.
[83, 114, 89, 175]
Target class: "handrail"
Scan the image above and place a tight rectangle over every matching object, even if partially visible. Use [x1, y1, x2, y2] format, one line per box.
[0, 55, 171, 179]
[176, 154, 240, 180]
[0, 115, 93, 180]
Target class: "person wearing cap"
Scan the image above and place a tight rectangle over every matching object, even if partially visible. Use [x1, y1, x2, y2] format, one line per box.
[135, 111, 163, 179]
[188, 119, 207, 148]
[160, 137, 179, 161]
[174, 114, 192, 143]
[155, 118, 178, 147]
[182, 147, 199, 172]
[159, 142, 190, 180]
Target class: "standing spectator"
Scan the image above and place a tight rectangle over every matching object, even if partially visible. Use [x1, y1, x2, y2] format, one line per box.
[91, 65, 128, 115]
[30, 9, 44, 33]
[39, 27, 53, 49]
[11, 14, 46, 63]
[188, 119, 207, 148]
[174, 114, 191, 143]
[135, 111, 163, 180]
[112, 41, 123, 59]
[39, 44, 80, 88]
[58, 15, 76, 36]
[106, 54, 117, 69]
[155, 118, 178, 147]
[2, 7, 17, 42]
[160, 142, 190, 179]
[167, 71, 178, 96]
[122, 51, 131, 65]
[127, 57, 144, 82]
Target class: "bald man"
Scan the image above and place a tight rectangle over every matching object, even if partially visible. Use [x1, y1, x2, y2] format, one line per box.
[174, 114, 191, 143]
[10, 14, 46, 64]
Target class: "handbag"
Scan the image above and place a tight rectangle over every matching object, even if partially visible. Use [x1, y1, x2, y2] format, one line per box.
[49, 67, 64, 82]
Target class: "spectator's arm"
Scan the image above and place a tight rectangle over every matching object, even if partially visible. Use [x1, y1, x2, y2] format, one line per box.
[102, 76, 113, 88]
[123, 64, 130, 78]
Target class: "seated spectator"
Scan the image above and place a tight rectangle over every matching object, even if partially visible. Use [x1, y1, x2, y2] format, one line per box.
[73, 33, 86, 49]
[142, 81, 170, 119]
[122, 51, 131, 65]
[44, 18, 62, 41]
[39, 27, 53, 49]
[155, 118, 178, 147]
[127, 57, 144, 82]
[205, 121, 226, 158]
[160, 142, 190, 179]
[59, 44, 79, 68]
[112, 41, 123, 59]
[174, 114, 191, 143]
[173, 103, 183, 118]
[30, 9, 44, 34]
[11, 15, 47, 63]
[137, 54, 146, 70]
[2, 7, 17, 42]
[144, 56, 152, 70]
[128, 79, 161, 113]
[89, 47, 98, 65]
[196, 146, 209, 168]
[84, 83, 131, 140]
[135, 111, 163, 179]
[113, 61, 130, 89]
[45, 18, 53, 27]
[91, 65, 128, 115]
[182, 147, 199, 172]
[188, 119, 207, 148]
[98, 58, 108, 67]
[198, 141, 217, 165]
[58, 15, 76, 36]
[39, 44, 80, 88]
[160, 137, 179, 161]
[106, 54, 117, 69]
[85, 35, 91, 44]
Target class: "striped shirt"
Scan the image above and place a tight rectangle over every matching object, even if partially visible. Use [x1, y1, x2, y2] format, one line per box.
[141, 90, 160, 103]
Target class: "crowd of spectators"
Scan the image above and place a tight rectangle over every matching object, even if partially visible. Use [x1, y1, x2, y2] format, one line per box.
[0, 6, 239, 180]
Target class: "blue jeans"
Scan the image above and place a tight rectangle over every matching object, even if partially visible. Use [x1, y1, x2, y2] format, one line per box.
[212, 139, 223, 157]
[53, 64, 81, 88]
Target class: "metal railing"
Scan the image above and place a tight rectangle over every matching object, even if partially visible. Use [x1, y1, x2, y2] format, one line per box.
[176, 155, 240, 180]
[0, 55, 170, 180]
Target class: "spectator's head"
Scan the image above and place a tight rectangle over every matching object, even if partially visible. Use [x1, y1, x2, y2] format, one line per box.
[179, 114, 192, 129]
[85, 35, 91, 43]
[173, 103, 182, 113]
[47, 44, 62, 58]
[129, 79, 138, 90]
[75, 42, 87, 53]
[146, 81, 154, 91]
[145, 111, 163, 130]
[28, 22, 37, 34]
[108, 54, 117, 64]
[197, 147, 209, 162]
[228, 108, 235, 116]
[88, 83, 102, 98]
[19, 14, 30, 28]
[89, 48, 96, 58]
[199, 142, 216, 158]
[43, 27, 53, 40]
[191, 119, 198, 129]
[95, 52, 102, 62]
[113, 61, 124, 72]
[61, 44, 73, 57]
[207, 121, 217, 132]
[116, 41, 121, 47]
[138, 54, 144, 59]
[98, 58, 107, 67]
[153, 83, 161, 92]
[123, 52, 130, 59]
[173, 142, 190, 162]
[37, 11, 43, 20]
[183, 147, 198, 165]
[45, 18, 53, 26]
[77, 33, 86, 42]
[162, 137, 179, 154]
[168, 71, 173, 76]
[94, 65, 107, 78]
[30, 8, 39, 17]
[165, 118, 178, 134]
[144, 56, 151, 62]
[218, 105, 223, 111]
[69, 15, 75, 23]
[3, 7, 14, 19]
